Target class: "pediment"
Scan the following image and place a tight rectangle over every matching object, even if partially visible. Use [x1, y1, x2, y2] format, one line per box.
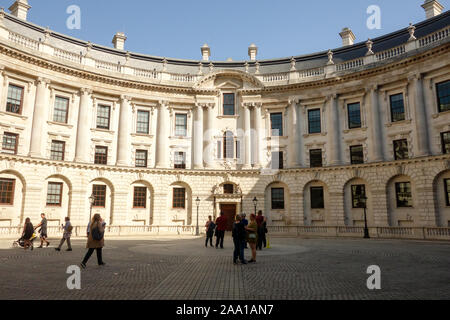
[194, 69, 264, 90]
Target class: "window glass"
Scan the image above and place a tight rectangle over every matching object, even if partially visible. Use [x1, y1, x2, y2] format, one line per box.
[46, 182, 63, 206]
[2, 132, 18, 154]
[94, 146, 108, 165]
[137, 111, 150, 134]
[223, 93, 235, 116]
[271, 188, 285, 210]
[271, 113, 283, 136]
[394, 139, 409, 160]
[390, 94, 405, 122]
[310, 149, 323, 168]
[445, 179, 450, 206]
[6, 85, 23, 114]
[351, 185, 366, 208]
[350, 145, 364, 165]
[308, 109, 321, 134]
[136, 150, 148, 168]
[441, 132, 450, 154]
[395, 182, 413, 207]
[173, 188, 186, 208]
[348, 103, 361, 129]
[223, 131, 234, 159]
[53, 96, 69, 123]
[50, 140, 65, 161]
[174, 152, 186, 169]
[92, 185, 107, 207]
[311, 187, 324, 209]
[96, 105, 111, 129]
[175, 114, 187, 137]
[133, 187, 147, 208]
[0, 179, 15, 205]
[437, 80, 450, 113]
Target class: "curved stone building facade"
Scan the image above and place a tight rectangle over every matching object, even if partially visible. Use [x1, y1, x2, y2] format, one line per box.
[0, 1, 449, 235]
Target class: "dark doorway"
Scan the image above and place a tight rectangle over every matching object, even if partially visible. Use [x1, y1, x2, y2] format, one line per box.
[220, 204, 236, 231]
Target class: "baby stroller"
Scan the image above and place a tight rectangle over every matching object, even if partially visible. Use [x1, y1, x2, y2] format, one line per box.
[13, 233, 37, 250]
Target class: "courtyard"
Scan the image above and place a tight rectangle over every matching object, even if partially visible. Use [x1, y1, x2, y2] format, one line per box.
[0, 236, 449, 300]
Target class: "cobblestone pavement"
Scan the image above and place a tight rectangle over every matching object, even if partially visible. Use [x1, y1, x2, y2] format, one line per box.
[0, 236, 449, 300]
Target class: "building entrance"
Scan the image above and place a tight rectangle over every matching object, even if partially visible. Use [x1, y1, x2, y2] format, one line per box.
[219, 204, 237, 231]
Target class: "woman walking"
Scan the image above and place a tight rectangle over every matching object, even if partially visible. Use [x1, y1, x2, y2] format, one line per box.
[80, 214, 106, 268]
[245, 213, 258, 263]
[22, 218, 34, 250]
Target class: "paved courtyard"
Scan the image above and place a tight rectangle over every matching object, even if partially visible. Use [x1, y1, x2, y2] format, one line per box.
[0, 235, 449, 300]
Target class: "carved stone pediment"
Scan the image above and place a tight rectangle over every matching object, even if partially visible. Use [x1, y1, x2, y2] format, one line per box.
[194, 70, 264, 90]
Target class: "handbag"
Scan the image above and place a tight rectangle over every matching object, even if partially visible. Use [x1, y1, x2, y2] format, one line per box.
[248, 233, 257, 240]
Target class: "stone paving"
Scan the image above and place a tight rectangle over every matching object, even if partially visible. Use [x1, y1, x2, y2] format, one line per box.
[0, 235, 449, 300]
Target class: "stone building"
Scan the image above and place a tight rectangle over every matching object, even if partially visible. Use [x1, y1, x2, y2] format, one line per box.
[0, 0, 449, 235]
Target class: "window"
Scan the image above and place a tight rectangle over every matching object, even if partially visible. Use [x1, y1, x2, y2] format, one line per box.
[174, 152, 186, 169]
[445, 179, 450, 206]
[236, 141, 241, 159]
[96, 105, 111, 130]
[223, 184, 234, 194]
[223, 93, 235, 116]
[53, 96, 69, 123]
[50, 140, 65, 161]
[271, 113, 283, 136]
[271, 152, 284, 170]
[2, 132, 18, 155]
[311, 187, 324, 209]
[271, 188, 285, 210]
[351, 185, 366, 208]
[94, 146, 108, 165]
[308, 109, 321, 134]
[390, 94, 405, 122]
[135, 150, 148, 168]
[223, 131, 234, 159]
[441, 131, 450, 154]
[395, 182, 412, 208]
[136, 111, 150, 134]
[6, 84, 24, 114]
[175, 114, 187, 137]
[133, 187, 147, 208]
[436, 80, 450, 113]
[350, 145, 364, 165]
[394, 139, 409, 160]
[46, 182, 63, 206]
[0, 179, 15, 205]
[92, 185, 107, 208]
[347, 103, 361, 129]
[173, 188, 186, 208]
[310, 149, 323, 168]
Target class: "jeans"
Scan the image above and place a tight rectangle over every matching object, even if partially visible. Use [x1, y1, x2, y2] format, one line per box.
[257, 228, 266, 250]
[233, 239, 246, 262]
[58, 237, 72, 250]
[205, 232, 213, 247]
[82, 248, 103, 265]
[215, 230, 225, 248]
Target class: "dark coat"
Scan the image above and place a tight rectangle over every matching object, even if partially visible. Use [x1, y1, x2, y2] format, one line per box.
[86, 221, 105, 249]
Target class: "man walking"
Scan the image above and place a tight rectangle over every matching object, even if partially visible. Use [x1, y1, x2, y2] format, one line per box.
[215, 212, 227, 249]
[55, 217, 73, 252]
[35, 213, 50, 248]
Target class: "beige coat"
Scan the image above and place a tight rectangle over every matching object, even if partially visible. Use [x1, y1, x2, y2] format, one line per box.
[86, 221, 105, 249]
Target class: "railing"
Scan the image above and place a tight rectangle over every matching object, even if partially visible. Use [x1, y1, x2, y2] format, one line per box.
[298, 67, 324, 79]
[336, 58, 364, 72]
[95, 59, 121, 72]
[262, 72, 289, 82]
[8, 31, 39, 50]
[376, 45, 406, 61]
[133, 67, 161, 79]
[54, 48, 82, 63]
[418, 25, 450, 47]
[169, 73, 199, 82]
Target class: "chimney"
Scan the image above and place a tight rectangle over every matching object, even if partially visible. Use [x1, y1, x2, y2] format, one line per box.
[248, 44, 258, 61]
[422, 0, 444, 19]
[339, 28, 356, 47]
[112, 32, 127, 50]
[9, 0, 31, 20]
[201, 44, 210, 61]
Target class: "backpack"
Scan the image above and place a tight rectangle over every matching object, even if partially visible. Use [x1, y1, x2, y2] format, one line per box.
[208, 222, 216, 232]
[91, 226, 104, 241]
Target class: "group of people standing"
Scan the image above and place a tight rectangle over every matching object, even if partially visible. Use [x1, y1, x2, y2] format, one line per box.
[205, 210, 268, 265]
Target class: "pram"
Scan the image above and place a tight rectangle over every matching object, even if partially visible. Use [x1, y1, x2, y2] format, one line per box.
[13, 233, 37, 250]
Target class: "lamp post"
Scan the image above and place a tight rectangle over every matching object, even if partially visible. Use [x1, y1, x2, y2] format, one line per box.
[89, 194, 96, 222]
[361, 195, 370, 239]
[195, 197, 201, 236]
[253, 197, 258, 216]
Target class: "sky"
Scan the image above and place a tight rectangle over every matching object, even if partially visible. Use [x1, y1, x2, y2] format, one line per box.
[1, 0, 449, 61]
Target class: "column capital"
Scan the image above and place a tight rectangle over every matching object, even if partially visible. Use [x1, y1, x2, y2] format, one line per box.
[288, 98, 300, 105]
[195, 102, 214, 109]
[325, 93, 338, 102]
[407, 73, 422, 82]
[36, 77, 50, 86]
[120, 95, 132, 103]
[364, 84, 378, 93]
[80, 87, 93, 95]
[158, 100, 169, 108]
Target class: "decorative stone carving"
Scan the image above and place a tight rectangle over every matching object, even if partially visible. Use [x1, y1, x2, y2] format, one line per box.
[327, 50, 334, 65]
[366, 39, 374, 55]
[408, 23, 417, 41]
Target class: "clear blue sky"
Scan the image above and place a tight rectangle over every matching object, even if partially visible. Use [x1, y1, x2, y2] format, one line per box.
[1, 0, 449, 60]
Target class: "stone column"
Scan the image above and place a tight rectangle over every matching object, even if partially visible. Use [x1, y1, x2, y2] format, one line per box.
[327, 94, 342, 165]
[368, 86, 384, 162]
[74, 88, 92, 163]
[243, 104, 252, 168]
[193, 104, 204, 169]
[155, 101, 169, 168]
[116, 95, 131, 166]
[288, 100, 300, 168]
[29, 78, 49, 158]
[410, 74, 431, 157]
[254, 104, 263, 167]
[204, 104, 215, 168]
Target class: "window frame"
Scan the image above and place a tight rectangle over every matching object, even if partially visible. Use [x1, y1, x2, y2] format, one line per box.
[271, 188, 285, 210]
[308, 108, 321, 134]
[389, 93, 406, 123]
[347, 102, 362, 129]
[135, 150, 148, 168]
[223, 184, 234, 194]
[2, 132, 19, 155]
[94, 146, 108, 165]
[46, 182, 63, 207]
[175, 113, 188, 137]
[0, 178, 15, 205]
[96, 104, 111, 130]
[436, 80, 450, 113]
[172, 187, 186, 209]
[351, 185, 366, 209]
[271, 151, 284, 170]
[50, 140, 66, 161]
[441, 131, 450, 155]
[133, 186, 147, 209]
[310, 187, 325, 209]
[270, 112, 284, 137]
[393, 139, 409, 160]
[136, 110, 150, 135]
[445, 179, 450, 207]
[92, 184, 107, 208]
[6, 84, 24, 115]
[350, 145, 364, 165]
[395, 182, 413, 208]
[222, 93, 236, 116]
[223, 131, 235, 159]
[53, 96, 70, 124]
[174, 151, 186, 169]
[310, 149, 323, 168]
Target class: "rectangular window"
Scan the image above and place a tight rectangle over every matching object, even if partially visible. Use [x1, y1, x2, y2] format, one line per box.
[136, 110, 150, 134]
[96, 105, 111, 130]
[174, 152, 186, 169]
[6, 84, 24, 114]
[224, 132, 234, 159]
[53, 96, 69, 124]
[311, 187, 324, 209]
[175, 114, 187, 137]
[394, 139, 409, 160]
[270, 113, 283, 136]
[236, 141, 241, 159]
[271, 152, 284, 170]
[390, 93, 405, 122]
[50, 140, 65, 161]
[173, 188, 186, 209]
[135, 150, 148, 168]
[436, 80, 450, 113]
[0, 179, 15, 205]
[46, 182, 63, 206]
[94, 146, 108, 165]
[308, 109, 321, 134]
[92, 185, 107, 208]
[445, 179, 450, 206]
[271, 188, 285, 210]
[310, 149, 323, 168]
[223, 184, 234, 194]
[395, 182, 412, 208]
[441, 131, 450, 154]
[223, 93, 235, 116]
[350, 145, 364, 165]
[351, 185, 366, 208]
[133, 186, 147, 208]
[347, 103, 362, 129]
[2, 132, 18, 155]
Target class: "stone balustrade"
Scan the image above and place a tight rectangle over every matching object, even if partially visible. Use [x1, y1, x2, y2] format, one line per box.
[376, 45, 406, 61]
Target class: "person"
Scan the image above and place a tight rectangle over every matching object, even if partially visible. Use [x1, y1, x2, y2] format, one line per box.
[245, 214, 258, 263]
[241, 213, 249, 249]
[22, 218, 34, 250]
[215, 212, 227, 249]
[80, 214, 106, 268]
[256, 210, 267, 251]
[232, 214, 247, 265]
[205, 216, 215, 248]
[55, 217, 73, 252]
[35, 213, 50, 248]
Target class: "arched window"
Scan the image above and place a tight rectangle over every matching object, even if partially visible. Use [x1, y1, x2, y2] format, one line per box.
[223, 131, 234, 159]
